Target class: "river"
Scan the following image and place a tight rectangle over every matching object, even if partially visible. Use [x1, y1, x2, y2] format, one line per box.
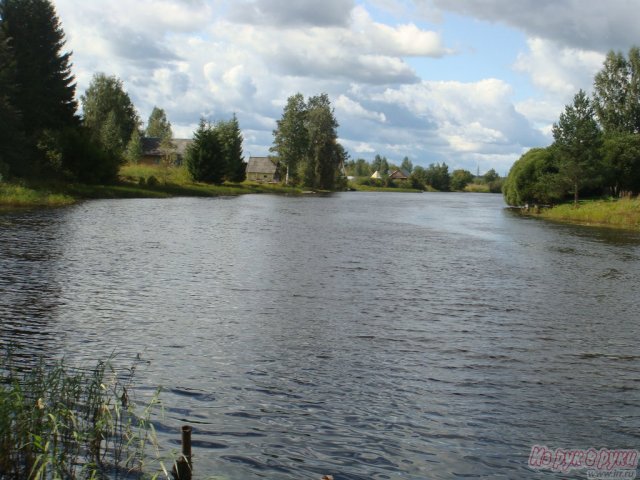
[1, 192, 639, 479]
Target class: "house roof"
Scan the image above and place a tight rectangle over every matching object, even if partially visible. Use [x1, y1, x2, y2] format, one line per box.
[141, 137, 192, 156]
[247, 156, 278, 174]
[389, 169, 409, 179]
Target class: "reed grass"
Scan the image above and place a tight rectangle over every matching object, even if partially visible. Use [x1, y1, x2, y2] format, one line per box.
[538, 196, 640, 229]
[0, 351, 171, 479]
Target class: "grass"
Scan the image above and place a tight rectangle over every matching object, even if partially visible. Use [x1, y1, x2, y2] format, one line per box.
[0, 183, 75, 208]
[0, 164, 304, 208]
[463, 183, 491, 193]
[0, 351, 174, 480]
[536, 196, 640, 229]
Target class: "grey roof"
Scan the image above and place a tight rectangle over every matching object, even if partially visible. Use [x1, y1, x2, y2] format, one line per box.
[141, 137, 192, 156]
[247, 156, 278, 174]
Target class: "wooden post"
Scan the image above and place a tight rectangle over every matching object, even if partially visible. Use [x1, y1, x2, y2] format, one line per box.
[172, 425, 192, 480]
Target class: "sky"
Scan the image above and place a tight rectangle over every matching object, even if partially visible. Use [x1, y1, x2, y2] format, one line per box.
[53, 0, 638, 175]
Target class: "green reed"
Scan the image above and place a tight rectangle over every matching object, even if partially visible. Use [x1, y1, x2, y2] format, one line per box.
[0, 351, 170, 479]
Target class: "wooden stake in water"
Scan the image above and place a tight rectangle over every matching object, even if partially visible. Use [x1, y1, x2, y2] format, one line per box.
[172, 425, 192, 480]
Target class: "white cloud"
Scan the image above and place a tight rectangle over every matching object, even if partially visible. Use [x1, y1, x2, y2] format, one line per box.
[335, 95, 387, 122]
[514, 38, 604, 97]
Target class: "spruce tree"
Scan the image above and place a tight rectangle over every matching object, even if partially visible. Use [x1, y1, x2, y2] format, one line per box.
[0, 27, 26, 177]
[0, 0, 77, 134]
[185, 119, 225, 184]
[218, 114, 246, 183]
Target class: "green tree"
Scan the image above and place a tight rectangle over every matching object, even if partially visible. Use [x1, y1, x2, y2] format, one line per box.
[552, 90, 603, 205]
[217, 114, 245, 183]
[424, 162, 450, 191]
[125, 128, 143, 164]
[593, 47, 640, 134]
[0, 27, 26, 178]
[146, 106, 172, 139]
[345, 158, 373, 177]
[483, 168, 499, 183]
[503, 147, 565, 206]
[185, 119, 225, 184]
[371, 154, 389, 176]
[450, 169, 474, 191]
[305, 93, 340, 189]
[409, 165, 427, 189]
[271, 93, 308, 184]
[0, 0, 77, 135]
[81, 73, 139, 155]
[400, 156, 413, 174]
[601, 133, 640, 195]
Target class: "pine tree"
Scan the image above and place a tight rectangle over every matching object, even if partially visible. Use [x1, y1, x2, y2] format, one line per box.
[0, 0, 77, 134]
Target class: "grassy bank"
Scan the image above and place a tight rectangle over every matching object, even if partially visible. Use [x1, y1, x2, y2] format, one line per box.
[535, 197, 640, 229]
[0, 164, 304, 208]
[0, 183, 75, 208]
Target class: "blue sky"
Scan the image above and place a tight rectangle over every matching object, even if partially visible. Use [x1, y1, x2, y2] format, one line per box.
[53, 0, 636, 174]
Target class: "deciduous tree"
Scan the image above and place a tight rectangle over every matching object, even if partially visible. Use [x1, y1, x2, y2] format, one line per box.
[271, 93, 308, 184]
[552, 90, 603, 205]
[146, 106, 173, 139]
[81, 73, 139, 155]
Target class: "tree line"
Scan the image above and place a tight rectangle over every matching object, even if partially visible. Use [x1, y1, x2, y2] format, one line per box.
[0, 0, 245, 185]
[344, 154, 502, 192]
[504, 47, 640, 206]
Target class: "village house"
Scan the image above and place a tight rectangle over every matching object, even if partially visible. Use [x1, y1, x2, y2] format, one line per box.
[140, 137, 192, 166]
[389, 169, 409, 180]
[246, 156, 280, 182]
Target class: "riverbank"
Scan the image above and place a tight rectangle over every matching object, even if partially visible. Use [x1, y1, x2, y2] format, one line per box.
[530, 197, 640, 230]
[0, 165, 304, 208]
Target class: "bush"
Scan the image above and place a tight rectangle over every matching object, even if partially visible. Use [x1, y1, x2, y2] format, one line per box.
[146, 175, 159, 186]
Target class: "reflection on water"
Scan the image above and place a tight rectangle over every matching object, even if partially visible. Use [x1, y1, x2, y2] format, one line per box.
[1, 193, 639, 479]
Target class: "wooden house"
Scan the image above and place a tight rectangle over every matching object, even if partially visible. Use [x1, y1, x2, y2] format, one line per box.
[246, 156, 280, 182]
[389, 169, 409, 180]
[140, 137, 192, 166]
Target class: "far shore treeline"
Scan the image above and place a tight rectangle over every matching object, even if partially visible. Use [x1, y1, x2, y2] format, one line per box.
[503, 47, 640, 206]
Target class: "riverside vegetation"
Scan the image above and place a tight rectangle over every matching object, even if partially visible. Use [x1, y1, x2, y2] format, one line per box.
[503, 47, 640, 229]
[0, 350, 173, 480]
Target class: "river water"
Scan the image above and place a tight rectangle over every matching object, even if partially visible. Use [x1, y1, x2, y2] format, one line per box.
[1, 192, 639, 479]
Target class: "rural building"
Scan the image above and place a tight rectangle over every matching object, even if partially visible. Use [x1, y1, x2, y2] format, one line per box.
[246, 156, 280, 182]
[140, 137, 192, 165]
[389, 169, 409, 180]
[370, 170, 382, 179]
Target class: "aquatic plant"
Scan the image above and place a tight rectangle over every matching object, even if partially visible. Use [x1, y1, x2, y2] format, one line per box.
[0, 351, 168, 479]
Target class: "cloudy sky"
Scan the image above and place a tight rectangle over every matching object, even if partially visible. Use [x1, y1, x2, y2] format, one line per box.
[53, 0, 636, 174]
